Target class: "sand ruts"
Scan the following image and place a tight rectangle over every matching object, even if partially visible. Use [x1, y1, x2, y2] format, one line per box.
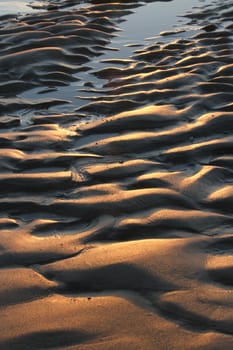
[0, 0, 233, 349]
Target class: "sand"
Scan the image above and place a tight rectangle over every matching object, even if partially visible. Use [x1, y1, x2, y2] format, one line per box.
[0, 0, 233, 349]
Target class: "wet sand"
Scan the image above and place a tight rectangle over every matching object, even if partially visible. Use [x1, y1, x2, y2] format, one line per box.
[0, 0, 233, 349]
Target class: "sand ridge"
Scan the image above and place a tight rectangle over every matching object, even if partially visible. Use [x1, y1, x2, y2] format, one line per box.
[0, 0, 233, 349]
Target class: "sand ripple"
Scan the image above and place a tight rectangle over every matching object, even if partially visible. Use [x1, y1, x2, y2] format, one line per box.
[0, 0, 232, 349]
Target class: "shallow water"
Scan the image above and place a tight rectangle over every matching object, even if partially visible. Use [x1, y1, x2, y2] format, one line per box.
[116, 0, 213, 44]
[18, 0, 215, 113]
[0, 0, 43, 14]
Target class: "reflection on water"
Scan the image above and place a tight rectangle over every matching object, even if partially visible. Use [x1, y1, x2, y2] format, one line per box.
[121, 0, 195, 42]
[0, 0, 43, 14]
[109, 0, 214, 55]
[17, 0, 215, 113]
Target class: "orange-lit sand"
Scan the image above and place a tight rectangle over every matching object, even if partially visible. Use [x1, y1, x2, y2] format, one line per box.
[0, 0, 232, 349]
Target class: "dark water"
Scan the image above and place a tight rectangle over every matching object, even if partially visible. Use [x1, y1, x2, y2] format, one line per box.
[1, 0, 215, 114]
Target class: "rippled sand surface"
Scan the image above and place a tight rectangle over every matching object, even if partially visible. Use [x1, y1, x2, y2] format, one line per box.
[0, 0, 233, 349]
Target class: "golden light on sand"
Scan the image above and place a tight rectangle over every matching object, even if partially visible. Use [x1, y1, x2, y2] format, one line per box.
[0, 0, 233, 349]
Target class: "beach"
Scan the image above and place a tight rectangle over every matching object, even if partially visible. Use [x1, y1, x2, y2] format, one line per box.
[0, 0, 233, 349]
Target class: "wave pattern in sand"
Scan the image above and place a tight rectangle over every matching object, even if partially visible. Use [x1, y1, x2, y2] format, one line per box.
[0, 0, 233, 349]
